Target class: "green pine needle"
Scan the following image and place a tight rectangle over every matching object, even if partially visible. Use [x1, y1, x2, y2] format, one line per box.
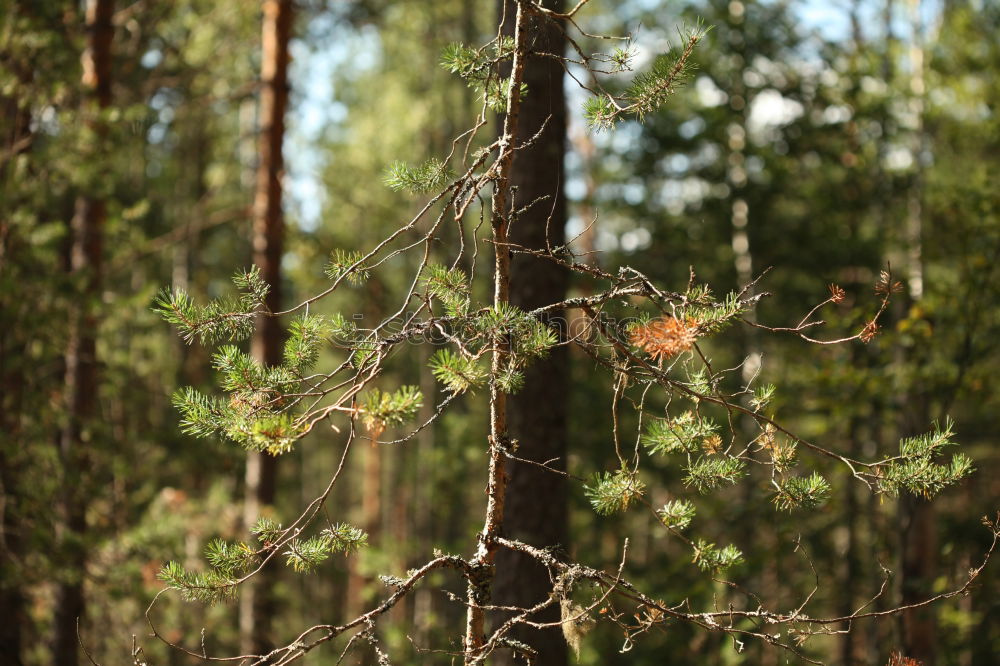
[684, 456, 746, 493]
[642, 411, 718, 455]
[324, 249, 370, 284]
[362, 386, 423, 432]
[691, 539, 743, 572]
[658, 499, 696, 530]
[585, 468, 646, 516]
[284, 314, 331, 373]
[383, 158, 453, 194]
[429, 348, 487, 394]
[772, 472, 831, 511]
[879, 420, 973, 498]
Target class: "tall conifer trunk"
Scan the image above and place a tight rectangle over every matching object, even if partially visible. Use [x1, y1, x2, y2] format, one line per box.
[492, 2, 569, 664]
[240, 0, 292, 657]
[54, 1, 114, 664]
[0, 33, 33, 665]
[899, 1, 935, 662]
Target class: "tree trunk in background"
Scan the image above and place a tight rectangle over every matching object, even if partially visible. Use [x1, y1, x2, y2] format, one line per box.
[492, 2, 568, 664]
[0, 39, 34, 666]
[899, 1, 935, 662]
[344, 440, 382, 623]
[240, 0, 292, 657]
[53, 2, 114, 664]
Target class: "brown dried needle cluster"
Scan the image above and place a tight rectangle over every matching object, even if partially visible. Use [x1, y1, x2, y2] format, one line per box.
[630, 316, 699, 361]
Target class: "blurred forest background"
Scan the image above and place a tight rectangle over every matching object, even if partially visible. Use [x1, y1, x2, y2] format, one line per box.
[2, 0, 999, 664]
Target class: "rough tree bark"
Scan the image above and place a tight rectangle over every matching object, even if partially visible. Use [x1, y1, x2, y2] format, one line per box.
[464, 2, 530, 659]
[53, 2, 114, 664]
[240, 0, 293, 658]
[492, 1, 569, 664]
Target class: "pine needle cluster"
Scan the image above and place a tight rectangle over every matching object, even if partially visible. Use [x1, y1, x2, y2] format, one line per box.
[154, 266, 270, 344]
[441, 36, 526, 111]
[772, 472, 832, 511]
[642, 411, 719, 454]
[158, 520, 368, 602]
[691, 539, 743, 572]
[879, 420, 973, 498]
[584, 468, 646, 515]
[383, 158, 454, 194]
[657, 499, 696, 531]
[683, 456, 746, 493]
[421, 264, 557, 396]
[584, 24, 709, 130]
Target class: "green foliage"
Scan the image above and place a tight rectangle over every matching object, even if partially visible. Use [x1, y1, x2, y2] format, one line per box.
[324, 523, 369, 554]
[329, 312, 361, 342]
[496, 363, 525, 394]
[159, 522, 367, 602]
[512, 318, 559, 360]
[879, 420, 974, 498]
[691, 539, 743, 572]
[351, 339, 380, 370]
[772, 472, 831, 511]
[324, 248, 371, 284]
[232, 265, 271, 308]
[251, 517, 283, 546]
[205, 538, 258, 577]
[157, 560, 237, 604]
[750, 384, 776, 412]
[685, 368, 715, 399]
[172, 387, 227, 439]
[172, 358, 305, 454]
[584, 24, 707, 130]
[213, 344, 294, 393]
[583, 96, 618, 132]
[584, 468, 646, 515]
[284, 314, 331, 373]
[609, 42, 637, 73]
[624, 49, 695, 119]
[679, 285, 746, 334]
[440, 42, 490, 80]
[283, 524, 368, 573]
[483, 79, 529, 112]
[441, 37, 525, 111]
[158, 536, 260, 604]
[154, 266, 271, 344]
[241, 412, 305, 455]
[683, 456, 746, 493]
[658, 499, 696, 530]
[362, 386, 423, 432]
[383, 158, 454, 194]
[642, 411, 718, 455]
[473, 303, 558, 362]
[423, 263, 470, 316]
[429, 348, 487, 394]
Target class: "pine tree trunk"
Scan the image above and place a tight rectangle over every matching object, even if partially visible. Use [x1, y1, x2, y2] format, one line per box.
[53, 2, 114, 663]
[0, 39, 33, 666]
[240, 0, 292, 658]
[0, 341, 27, 666]
[899, 1, 935, 661]
[492, 2, 569, 664]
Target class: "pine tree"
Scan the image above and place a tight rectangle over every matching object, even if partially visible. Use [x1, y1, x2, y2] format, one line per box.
[149, 1, 988, 663]
[492, 2, 570, 664]
[240, 0, 294, 655]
